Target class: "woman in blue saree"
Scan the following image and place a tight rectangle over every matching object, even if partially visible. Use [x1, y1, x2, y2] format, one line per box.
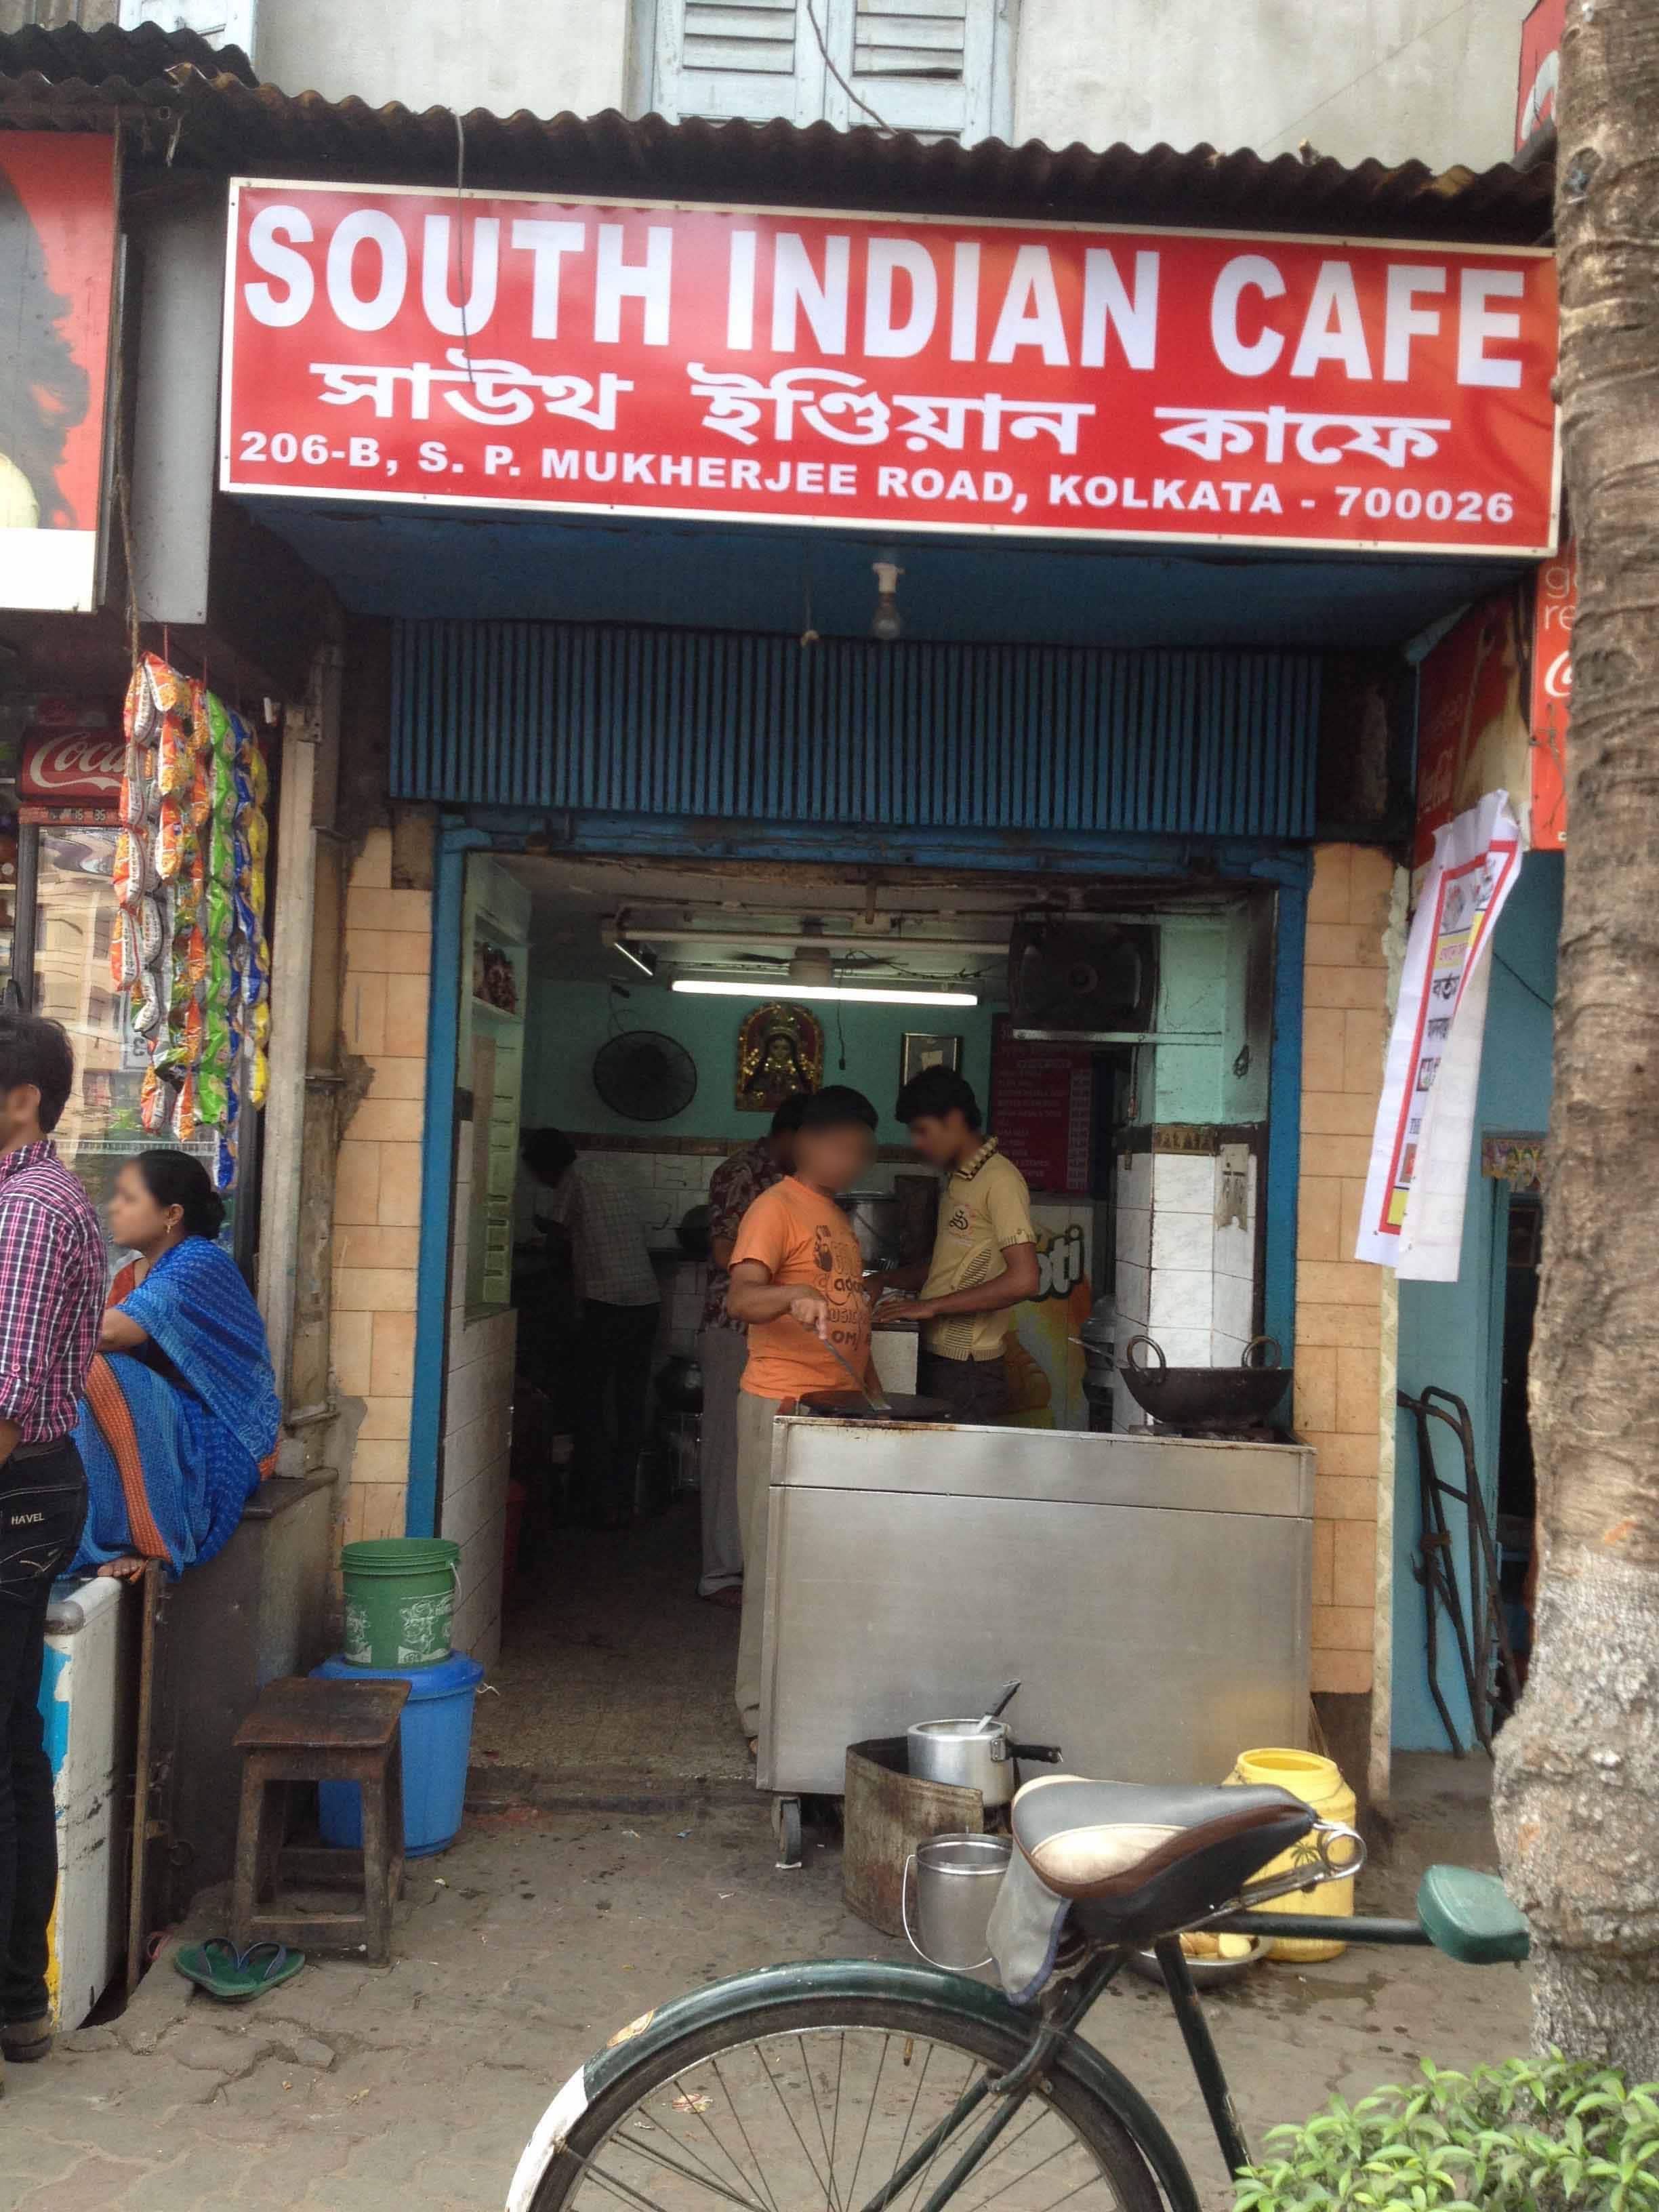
[71, 1151, 281, 1580]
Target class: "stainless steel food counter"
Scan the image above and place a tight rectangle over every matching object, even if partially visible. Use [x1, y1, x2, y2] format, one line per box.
[757, 1414, 1313, 1799]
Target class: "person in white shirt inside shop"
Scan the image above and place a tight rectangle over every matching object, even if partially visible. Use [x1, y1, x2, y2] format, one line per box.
[520, 1128, 661, 1530]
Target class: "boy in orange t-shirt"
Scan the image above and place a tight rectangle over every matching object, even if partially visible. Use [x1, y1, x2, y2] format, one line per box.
[726, 1085, 878, 1746]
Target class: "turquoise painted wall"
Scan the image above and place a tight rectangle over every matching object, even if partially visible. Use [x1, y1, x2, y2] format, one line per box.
[523, 902, 1267, 1145]
[1392, 853, 1562, 1751]
[522, 975, 1000, 1147]
[1145, 907, 1272, 1126]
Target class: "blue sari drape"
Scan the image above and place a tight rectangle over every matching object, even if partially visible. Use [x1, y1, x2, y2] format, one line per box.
[71, 1237, 281, 1576]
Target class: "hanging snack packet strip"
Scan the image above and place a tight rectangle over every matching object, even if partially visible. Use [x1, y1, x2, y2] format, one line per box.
[191, 692, 241, 1129]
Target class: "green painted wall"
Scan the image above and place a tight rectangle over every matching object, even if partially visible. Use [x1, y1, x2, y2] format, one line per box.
[523, 975, 1000, 1146]
[1146, 908, 1271, 1126]
[523, 901, 1265, 1145]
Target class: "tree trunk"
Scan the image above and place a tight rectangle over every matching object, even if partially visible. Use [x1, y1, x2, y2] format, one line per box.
[1492, 0, 1659, 2075]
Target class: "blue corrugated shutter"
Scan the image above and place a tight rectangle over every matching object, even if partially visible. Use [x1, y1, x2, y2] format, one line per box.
[391, 621, 1319, 839]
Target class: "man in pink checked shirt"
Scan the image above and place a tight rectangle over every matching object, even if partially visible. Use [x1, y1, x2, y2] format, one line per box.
[0, 1013, 104, 2093]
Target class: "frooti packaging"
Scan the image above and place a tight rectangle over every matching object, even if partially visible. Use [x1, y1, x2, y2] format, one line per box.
[1002, 1210, 1092, 1431]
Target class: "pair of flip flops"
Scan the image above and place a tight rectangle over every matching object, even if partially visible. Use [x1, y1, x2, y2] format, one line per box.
[174, 1938, 306, 2003]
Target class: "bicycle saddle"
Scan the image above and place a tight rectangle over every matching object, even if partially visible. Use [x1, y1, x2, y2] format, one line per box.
[1010, 1775, 1315, 1928]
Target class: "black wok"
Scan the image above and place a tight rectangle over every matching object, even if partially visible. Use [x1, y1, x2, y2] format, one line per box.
[1118, 1334, 1292, 1427]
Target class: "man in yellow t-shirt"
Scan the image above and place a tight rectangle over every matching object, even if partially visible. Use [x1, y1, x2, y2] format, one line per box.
[726, 1085, 878, 1746]
[877, 1068, 1038, 1425]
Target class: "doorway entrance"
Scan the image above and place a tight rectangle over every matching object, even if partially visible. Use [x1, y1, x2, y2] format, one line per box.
[435, 845, 1276, 1790]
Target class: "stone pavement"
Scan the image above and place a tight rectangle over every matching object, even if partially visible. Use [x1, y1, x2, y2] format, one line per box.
[1, 1762, 1531, 2212]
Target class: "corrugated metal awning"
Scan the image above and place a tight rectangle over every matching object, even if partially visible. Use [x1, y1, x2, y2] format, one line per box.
[0, 24, 1552, 243]
[392, 620, 1319, 840]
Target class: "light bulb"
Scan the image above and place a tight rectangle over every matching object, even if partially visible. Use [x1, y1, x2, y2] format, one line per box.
[872, 559, 903, 642]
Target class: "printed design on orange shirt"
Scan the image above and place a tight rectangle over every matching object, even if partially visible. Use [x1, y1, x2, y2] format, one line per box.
[822, 1241, 869, 1353]
[733, 1179, 874, 1393]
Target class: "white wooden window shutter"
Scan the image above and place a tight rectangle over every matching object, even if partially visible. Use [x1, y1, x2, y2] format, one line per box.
[654, 0, 827, 125]
[650, 0, 1010, 139]
[118, 1, 259, 58]
[821, 0, 1003, 140]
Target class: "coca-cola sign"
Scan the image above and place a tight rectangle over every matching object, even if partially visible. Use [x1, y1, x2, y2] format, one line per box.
[20, 721, 123, 805]
[1515, 0, 1564, 153]
[1528, 538, 1574, 850]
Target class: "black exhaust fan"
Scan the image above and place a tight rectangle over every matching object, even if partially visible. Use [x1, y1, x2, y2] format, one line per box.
[1008, 918, 1159, 1041]
[592, 1030, 698, 1122]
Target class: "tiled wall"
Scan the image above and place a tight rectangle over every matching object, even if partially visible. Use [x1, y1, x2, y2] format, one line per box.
[442, 1130, 517, 1668]
[1108, 851, 1396, 1708]
[1296, 843, 1395, 1698]
[555, 1143, 721, 1246]
[329, 831, 520, 1665]
[659, 1255, 710, 1356]
[331, 830, 431, 1547]
[548, 1141, 923, 1237]
[1113, 1144, 1261, 1430]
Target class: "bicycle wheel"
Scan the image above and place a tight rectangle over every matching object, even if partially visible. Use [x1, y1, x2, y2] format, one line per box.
[520, 1986, 1164, 2212]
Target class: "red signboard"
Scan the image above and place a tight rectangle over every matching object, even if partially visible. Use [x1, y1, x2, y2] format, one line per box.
[1412, 556, 1572, 868]
[1413, 590, 1528, 871]
[991, 1018, 1094, 1195]
[1528, 537, 1574, 849]
[1517, 0, 1565, 151]
[0, 136, 118, 613]
[221, 182, 1560, 558]
[19, 703, 123, 823]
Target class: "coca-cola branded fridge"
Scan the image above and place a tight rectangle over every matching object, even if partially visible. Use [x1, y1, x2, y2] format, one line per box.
[12, 703, 244, 1265]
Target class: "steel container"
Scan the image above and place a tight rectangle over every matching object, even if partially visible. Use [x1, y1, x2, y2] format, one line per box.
[902, 1832, 1012, 1971]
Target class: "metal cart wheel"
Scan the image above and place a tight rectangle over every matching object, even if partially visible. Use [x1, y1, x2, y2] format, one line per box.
[771, 1794, 803, 1866]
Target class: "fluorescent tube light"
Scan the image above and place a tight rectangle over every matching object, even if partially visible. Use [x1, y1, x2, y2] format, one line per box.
[609, 936, 657, 979]
[672, 979, 978, 1008]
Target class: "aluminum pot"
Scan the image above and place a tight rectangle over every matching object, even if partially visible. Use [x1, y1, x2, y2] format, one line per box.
[907, 1718, 1063, 1807]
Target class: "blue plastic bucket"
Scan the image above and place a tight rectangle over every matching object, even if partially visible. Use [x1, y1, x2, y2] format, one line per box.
[312, 1652, 485, 1859]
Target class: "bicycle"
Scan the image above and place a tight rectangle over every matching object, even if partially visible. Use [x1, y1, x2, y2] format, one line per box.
[504, 1773, 1531, 2212]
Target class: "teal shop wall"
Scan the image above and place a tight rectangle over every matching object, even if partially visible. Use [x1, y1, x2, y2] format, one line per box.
[1391, 853, 1563, 1752]
[522, 977, 1000, 1147]
[523, 904, 1268, 1147]
[1143, 907, 1273, 1126]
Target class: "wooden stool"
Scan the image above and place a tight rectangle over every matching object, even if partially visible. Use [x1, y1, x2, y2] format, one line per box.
[230, 1676, 411, 1965]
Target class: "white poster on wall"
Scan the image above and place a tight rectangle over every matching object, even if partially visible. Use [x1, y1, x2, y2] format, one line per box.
[1356, 790, 1523, 1281]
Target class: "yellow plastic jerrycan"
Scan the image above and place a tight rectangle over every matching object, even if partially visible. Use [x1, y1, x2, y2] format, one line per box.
[1226, 1746, 1357, 1963]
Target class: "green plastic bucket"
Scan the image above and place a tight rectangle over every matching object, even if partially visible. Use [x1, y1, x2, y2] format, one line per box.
[340, 1538, 459, 1669]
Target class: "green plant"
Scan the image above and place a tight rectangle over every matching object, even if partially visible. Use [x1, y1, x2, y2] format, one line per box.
[1234, 2053, 1659, 2211]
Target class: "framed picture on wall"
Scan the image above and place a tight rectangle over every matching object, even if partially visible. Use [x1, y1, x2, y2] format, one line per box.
[901, 1033, 962, 1086]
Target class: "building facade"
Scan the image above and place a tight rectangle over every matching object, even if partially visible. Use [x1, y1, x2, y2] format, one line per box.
[0, 11, 1563, 1972]
[12, 0, 1535, 171]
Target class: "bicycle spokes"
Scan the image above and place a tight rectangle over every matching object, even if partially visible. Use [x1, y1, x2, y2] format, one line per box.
[567, 2028, 1136, 2212]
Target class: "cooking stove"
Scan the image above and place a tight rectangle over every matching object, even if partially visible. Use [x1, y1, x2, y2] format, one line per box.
[1140, 1418, 1304, 1446]
[1082, 1372, 1299, 1446]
